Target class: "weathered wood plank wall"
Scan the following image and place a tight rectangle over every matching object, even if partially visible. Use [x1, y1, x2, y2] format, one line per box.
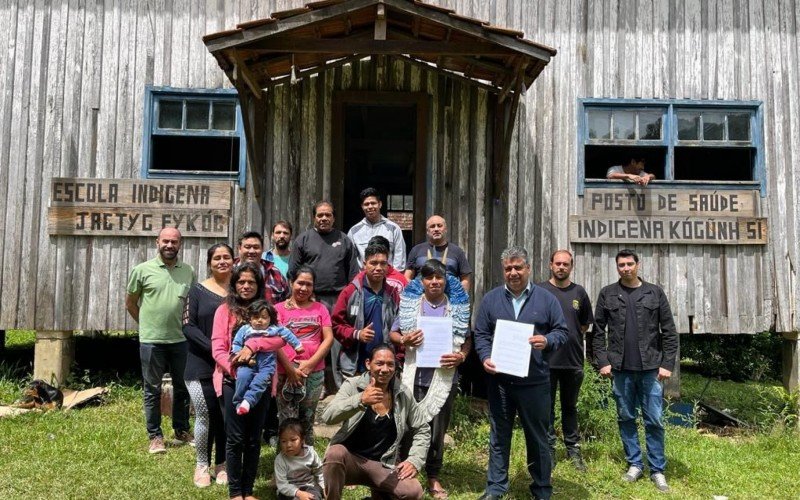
[0, 0, 291, 330]
[496, 0, 789, 334]
[0, 0, 797, 334]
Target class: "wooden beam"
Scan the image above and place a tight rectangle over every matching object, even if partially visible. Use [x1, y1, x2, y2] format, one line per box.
[499, 74, 523, 170]
[242, 38, 517, 55]
[498, 60, 525, 104]
[387, 28, 513, 75]
[374, 2, 387, 40]
[204, 0, 377, 53]
[232, 51, 263, 99]
[393, 54, 499, 93]
[382, 0, 555, 61]
[265, 54, 367, 88]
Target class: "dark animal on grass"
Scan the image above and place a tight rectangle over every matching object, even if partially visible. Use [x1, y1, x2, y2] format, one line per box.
[15, 380, 64, 410]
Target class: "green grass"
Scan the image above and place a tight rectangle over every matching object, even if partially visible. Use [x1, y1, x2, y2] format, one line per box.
[1, 362, 799, 499]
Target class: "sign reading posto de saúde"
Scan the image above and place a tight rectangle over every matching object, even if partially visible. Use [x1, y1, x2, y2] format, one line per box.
[47, 178, 232, 237]
[570, 188, 767, 245]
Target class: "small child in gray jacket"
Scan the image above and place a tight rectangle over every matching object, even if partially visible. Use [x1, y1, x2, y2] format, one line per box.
[275, 418, 325, 499]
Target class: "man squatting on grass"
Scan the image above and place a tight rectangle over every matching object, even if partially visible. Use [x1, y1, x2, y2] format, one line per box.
[593, 248, 678, 493]
[322, 343, 430, 500]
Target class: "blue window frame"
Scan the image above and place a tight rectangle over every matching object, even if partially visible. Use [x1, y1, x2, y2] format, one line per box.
[577, 98, 765, 196]
[142, 86, 246, 187]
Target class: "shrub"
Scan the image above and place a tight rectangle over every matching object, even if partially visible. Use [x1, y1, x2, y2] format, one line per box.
[576, 363, 618, 439]
[681, 331, 782, 381]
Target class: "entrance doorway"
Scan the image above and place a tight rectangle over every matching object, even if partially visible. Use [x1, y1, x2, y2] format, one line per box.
[332, 92, 429, 252]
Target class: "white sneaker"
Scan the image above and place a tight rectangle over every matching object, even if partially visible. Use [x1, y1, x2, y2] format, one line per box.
[622, 465, 643, 482]
[651, 472, 670, 492]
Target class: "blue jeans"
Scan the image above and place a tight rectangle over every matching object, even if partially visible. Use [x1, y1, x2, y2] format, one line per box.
[139, 342, 190, 439]
[486, 379, 552, 499]
[611, 369, 666, 473]
[233, 352, 275, 408]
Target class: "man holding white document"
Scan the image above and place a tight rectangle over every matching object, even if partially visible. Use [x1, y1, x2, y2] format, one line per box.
[390, 259, 471, 499]
[474, 247, 568, 500]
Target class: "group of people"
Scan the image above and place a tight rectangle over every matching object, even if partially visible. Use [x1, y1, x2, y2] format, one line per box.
[125, 187, 677, 500]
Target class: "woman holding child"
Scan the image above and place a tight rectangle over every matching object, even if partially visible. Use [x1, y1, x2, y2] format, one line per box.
[211, 262, 286, 500]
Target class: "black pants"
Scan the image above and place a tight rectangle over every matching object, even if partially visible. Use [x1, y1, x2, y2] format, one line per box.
[486, 379, 552, 499]
[548, 368, 584, 452]
[222, 380, 268, 497]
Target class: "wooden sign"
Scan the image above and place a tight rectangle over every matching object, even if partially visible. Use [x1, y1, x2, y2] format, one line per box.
[50, 178, 231, 209]
[48, 178, 232, 237]
[583, 188, 758, 217]
[569, 216, 767, 245]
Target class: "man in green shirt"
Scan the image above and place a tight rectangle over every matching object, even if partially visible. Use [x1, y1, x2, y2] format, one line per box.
[126, 227, 196, 454]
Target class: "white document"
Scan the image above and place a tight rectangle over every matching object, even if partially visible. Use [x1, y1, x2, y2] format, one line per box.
[490, 319, 534, 377]
[415, 316, 454, 368]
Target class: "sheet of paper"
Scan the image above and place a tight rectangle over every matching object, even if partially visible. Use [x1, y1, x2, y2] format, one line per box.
[490, 319, 534, 377]
[415, 316, 454, 368]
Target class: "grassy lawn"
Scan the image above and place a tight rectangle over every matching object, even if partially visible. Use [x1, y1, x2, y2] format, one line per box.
[1, 337, 799, 499]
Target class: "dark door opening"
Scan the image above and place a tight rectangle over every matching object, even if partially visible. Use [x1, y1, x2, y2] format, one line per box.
[332, 92, 429, 253]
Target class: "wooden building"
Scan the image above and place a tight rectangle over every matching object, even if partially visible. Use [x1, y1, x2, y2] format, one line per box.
[1, 0, 799, 388]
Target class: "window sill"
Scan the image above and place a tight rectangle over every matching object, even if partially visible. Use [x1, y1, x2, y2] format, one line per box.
[584, 179, 760, 190]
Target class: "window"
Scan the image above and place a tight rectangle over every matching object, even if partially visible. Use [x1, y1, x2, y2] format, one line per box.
[142, 86, 246, 186]
[578, 99, 764, 195]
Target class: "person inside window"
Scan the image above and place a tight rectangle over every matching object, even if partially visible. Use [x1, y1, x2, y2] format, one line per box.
[606, 158, 655, 186]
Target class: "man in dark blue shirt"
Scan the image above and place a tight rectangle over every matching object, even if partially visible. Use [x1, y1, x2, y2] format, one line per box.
[474, 246, 568, 500]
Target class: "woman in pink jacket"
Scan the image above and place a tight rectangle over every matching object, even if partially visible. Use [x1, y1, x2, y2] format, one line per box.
[211, 262, 285, 500]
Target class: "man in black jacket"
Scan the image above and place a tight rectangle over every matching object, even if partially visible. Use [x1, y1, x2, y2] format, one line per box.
[593, 249, 678, 493]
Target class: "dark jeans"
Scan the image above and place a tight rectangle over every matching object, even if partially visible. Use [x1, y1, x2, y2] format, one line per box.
[414, 384, 457, 478]
[548, 368, 584, 452]
[611, 369, 666, 473]
[139, 341, 190, 439]
[222, 379, 269, 497]
[486, 379, 552, 499]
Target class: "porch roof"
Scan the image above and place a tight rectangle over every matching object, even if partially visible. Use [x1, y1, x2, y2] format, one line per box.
[203, 0, 556, 98]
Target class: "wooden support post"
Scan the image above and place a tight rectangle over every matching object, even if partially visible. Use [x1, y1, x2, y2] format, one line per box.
[781, 332, 800, 391]
[33, 331, 74, 387]
[663, 337, 681, 399]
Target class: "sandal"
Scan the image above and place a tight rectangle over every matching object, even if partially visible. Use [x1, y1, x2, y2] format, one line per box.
[426, 487, 449, 499]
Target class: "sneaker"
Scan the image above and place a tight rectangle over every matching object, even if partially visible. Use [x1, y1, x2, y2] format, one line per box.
[622, 465, 643, 482]
[193, 465, 211, 488]
[651, 472, 670, 492]
[148, 436, 166, 454]
[567, 449, 587, 472]
[214, 463, 228, 485]
[174, 430, 195, 447]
